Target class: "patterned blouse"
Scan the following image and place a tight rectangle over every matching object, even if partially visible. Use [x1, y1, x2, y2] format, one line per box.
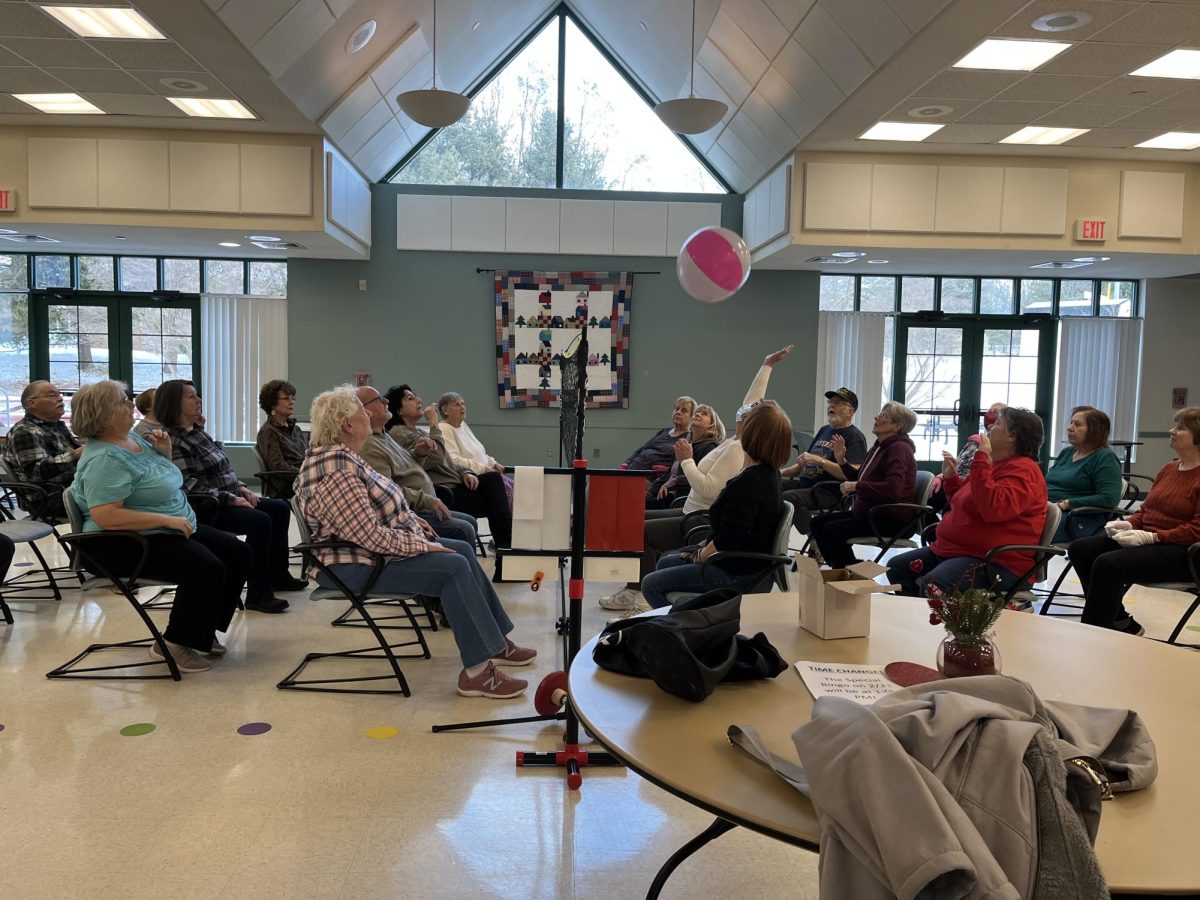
[3, 415, 80, 486]
[167, 423, 242, 503]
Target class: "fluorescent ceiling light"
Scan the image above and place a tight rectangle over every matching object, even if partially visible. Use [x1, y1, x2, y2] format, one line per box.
[1130, 49, 1200, 79]
[867, 259, 889, 264]
[166, 97, 255, 119]
[1000, 126, 1089, 145]
[859, 121, 943, 141]
[1135, 131, 1200, 150]
[953, 39, 1071, 71]
[12, 92, 103, 114]
[41, 5, 165, 39]
[218, 242, 241, 248]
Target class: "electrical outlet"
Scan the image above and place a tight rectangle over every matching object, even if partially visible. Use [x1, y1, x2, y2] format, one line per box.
[357, 279, 367, 291]
[593, 448, 600, 458]
[545, 447, 552, 457]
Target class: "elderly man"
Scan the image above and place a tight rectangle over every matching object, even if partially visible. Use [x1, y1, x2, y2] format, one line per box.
[3, 381, 81, 519]
[782, 386, 869, 537]
[621, 396, 695, 470]
[356, 385, 481, 549]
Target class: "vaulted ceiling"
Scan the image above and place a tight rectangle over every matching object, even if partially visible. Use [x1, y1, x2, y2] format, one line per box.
[4, 0, 1200, 191]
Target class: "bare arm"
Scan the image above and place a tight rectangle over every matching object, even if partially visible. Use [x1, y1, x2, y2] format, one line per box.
[90, 500, 192, 537]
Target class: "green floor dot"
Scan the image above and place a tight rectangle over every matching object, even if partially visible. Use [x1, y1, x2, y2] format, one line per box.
[120, 723, 156, 737]
[1187, 625, 1200, 633]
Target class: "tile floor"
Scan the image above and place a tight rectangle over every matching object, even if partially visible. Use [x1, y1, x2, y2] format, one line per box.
[2, 527, 1196, 899]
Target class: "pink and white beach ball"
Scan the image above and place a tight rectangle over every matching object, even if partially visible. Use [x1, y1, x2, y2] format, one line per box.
[676, 226, 752, 303]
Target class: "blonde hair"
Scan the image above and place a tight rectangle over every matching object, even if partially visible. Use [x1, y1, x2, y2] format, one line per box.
[674, 396, 695, 416]
[71, 380, 129, 439]
[309, 386, 361, 448]
[691, 404, 726, 443]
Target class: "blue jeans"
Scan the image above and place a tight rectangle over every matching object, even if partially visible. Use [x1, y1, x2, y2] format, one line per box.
[885, 546, 1021, 598]
[419, 510, 478, 545]
[640, 552, 767, 608]
[320, 538, 511, 668]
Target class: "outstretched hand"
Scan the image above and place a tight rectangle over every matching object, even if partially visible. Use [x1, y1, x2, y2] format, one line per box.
[764, 345, 794, 367]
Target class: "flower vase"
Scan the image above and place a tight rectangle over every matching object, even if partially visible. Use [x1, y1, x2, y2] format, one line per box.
[936, 633, 1001, 678]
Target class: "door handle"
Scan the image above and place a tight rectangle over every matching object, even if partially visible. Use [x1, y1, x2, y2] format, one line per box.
[952, 398, 959, 428]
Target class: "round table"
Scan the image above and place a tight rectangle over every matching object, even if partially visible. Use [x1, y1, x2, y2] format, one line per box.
[570, 593, 1200, 896]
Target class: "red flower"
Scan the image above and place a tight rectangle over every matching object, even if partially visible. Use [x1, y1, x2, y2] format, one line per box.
[909, 558, 925, 574]
[929, 613, 942, 626]
[929, 598, 944, 611]
[927, 583, 943, 599]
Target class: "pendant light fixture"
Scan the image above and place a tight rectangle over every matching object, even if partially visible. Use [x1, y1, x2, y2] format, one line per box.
[655, 0, 728, 134]
[396, 0, 470, 128]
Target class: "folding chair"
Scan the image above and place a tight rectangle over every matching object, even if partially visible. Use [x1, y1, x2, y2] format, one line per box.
[0, 481, 63, 602]
[843, 469, 937, 562]
[666, 500, 794, 602]
[251, 446, 298, 500]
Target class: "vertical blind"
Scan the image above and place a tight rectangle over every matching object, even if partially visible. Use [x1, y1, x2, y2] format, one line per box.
[814, 312, 888, 431]
[201, 294, 288, 443]
[1054, 317, 1143, 451]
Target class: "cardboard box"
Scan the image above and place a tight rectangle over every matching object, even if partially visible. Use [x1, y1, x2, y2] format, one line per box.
[795, 556, 898, 639]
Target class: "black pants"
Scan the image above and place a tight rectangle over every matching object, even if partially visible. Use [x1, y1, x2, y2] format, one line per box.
[91, 525, 250, 651]
[1068, 534, 1192, 627]
[212, 498, 292, 600]
[782, 482, 844, 534]
[811, 510, 911, 569]
[445, 471, 512, 548]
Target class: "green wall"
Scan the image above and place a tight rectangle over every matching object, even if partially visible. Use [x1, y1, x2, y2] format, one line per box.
[284, 184, 820, 468]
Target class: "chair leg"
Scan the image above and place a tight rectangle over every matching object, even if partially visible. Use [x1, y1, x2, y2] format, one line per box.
[330, 595, 438, 632]
[0, 591, 11, 624]
[1036, 562, 1085, 617]
[47, 585, 181, 681]
[28, 541, 62, 601]
[1167, 594, 1200, 645]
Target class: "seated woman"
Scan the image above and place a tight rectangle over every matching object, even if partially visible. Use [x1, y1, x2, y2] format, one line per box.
[928, 402, 1006, 513]
[640, 399, 792, 609]
[255, 378, 309, 499]
[811, 401, 918, 569]
[296, 386, 535, 699]
[155, 379, 305, 614]
[435, 391, 514, 510]
[1068, 408, 1200, 635]
[886, 407, 1047, 597]
[644, 404, 724, 510]
[132, 388, 158, 438]
[1046, 406, 1123, 543]
[69, 380, 251, 673]
[600, 345, 792, 613]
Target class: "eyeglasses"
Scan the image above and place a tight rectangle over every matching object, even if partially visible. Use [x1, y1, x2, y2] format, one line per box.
[363, 395, 387, 407]
[33, 391, 63, 400]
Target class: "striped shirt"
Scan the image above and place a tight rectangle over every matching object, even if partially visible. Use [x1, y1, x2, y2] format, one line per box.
[294, 443, 433, 571]
[1128, 461, 1200, 546]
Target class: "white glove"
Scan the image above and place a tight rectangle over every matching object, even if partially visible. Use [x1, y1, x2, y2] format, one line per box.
[1104, 519, 1133, 536]
[1113, 529, 1157, 548]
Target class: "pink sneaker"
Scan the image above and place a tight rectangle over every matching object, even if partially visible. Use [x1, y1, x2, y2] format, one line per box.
[457, 662, 528, 699]
[491, 638, 537, 667]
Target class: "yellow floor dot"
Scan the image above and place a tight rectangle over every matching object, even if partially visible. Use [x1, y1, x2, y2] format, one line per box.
[366, 726, 399, 740]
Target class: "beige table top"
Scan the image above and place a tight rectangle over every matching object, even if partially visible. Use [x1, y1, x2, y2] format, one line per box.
[570, 594, 1200, 895]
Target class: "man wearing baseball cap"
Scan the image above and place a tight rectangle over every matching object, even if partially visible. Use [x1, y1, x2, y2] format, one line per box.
[781, 386, 868, 539]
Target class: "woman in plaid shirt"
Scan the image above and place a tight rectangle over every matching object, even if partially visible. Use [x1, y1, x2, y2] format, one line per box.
[296, 387, 536, 699]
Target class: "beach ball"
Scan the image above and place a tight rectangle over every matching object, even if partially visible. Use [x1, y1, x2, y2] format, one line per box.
[676, 226, 751, 303]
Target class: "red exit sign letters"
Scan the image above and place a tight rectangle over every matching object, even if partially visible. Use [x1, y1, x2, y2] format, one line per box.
[0, 187, 15, 213]
[1074, 218, 1107, 241]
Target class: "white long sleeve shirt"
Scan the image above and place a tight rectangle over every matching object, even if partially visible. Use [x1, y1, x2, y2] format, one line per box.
[437, 421, 499, 475]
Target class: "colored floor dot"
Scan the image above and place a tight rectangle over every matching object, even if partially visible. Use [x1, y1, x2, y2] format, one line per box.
[366, 726, 398, 740]
[0, 724, 5, 733]
[237, 722, 272, 736]
[120, 723, 156, 737]
[1187, 625, 1200, 633]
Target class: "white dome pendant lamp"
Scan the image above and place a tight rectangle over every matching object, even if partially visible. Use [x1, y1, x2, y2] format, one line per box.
[655, 0, 727, 134]
[396, 0, 470, 128]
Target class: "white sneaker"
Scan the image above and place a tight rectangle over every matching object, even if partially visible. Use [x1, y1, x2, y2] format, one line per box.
[606, 595, 653, 624]
[149, 639, 213, 673]
[599, 587, 642, 611]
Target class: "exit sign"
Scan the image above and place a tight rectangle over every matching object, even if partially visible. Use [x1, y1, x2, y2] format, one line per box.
[0, 187, 14, 213]
[1074, 218, 1107, 241]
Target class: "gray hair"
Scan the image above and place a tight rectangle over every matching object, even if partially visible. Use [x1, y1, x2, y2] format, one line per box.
[309, 386, 361, 448]
[20, 381, 49, 408]
[437, 391, 464, 417]
[71, 380, 129, 439]
[880, 401, 918, 434]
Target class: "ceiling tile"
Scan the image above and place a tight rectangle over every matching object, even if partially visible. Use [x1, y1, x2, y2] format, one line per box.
[756, 66, 821, 136]
[993, 73, 1113, 103]
[203, 0, 228, 10]
[688, 64, 736, 117]
[721, 0, 789, 60]
[1090, 2, 1200, 44]
[324, 0, 358, 18]
[133, 70, 230, 96]
[716, 126, 764, 179]
[0, 37, 115, 68]
[923, 123, 1017, 143]
[1106, 105, 1198, 130]
[95, 40, 205, 72]
[45, 67, 153, 94]
[795, 3, 873, 95]
[773, 38, 844, 112]
[742, 90, 801, 155]
[0, 45, 26, 66]
[729, 104, 790, 165]
[1076, 75, 1190, 106]
[364, 133, 411, 182]
[819, 0, 910, 66]
[0, 65, 68, 92]
[0, 93, 31, 113]
[992, 1, 1138, 41]
[917, 69, 1024, 99]
[0, 4, 74, 38]
[384, 73, 431, 119]
[253, 0, 335, 79]
[1153, 83, 1200, 110]
[340, 98, 392, 155]
[81, 92, 186, 117]
[219, 0, 299, 48]
[707, 140, 753, 191]
[709, 11, 770, 87]
[370, 26, 429, 96]
[320, 77, 383, 138]
[956, 99, 1061, 124]
[882, 0, 953, 33]
[697, 39, 752, 105]
[886, 96, 980, 121]
[1062, 126, 1160, 147]
[354, 116, 405, 171]
[1034, 101, 1134, 127]
[1037, 41, 1169, 76]
[762, 0, 817, 31]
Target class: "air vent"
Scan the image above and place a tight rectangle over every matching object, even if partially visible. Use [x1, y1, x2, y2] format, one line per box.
[807, 256, 855, 265]
[0, 233, 60, 243]
[250, 240, 305, 250]
[1030, 260, 1090, 269]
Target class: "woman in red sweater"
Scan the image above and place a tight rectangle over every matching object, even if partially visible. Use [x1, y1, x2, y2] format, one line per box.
[1068, 407, 1200, 634]
[885, 407, 1047, 596]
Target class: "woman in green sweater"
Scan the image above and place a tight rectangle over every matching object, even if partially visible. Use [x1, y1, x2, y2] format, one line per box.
[1046, 406, 1123, 542]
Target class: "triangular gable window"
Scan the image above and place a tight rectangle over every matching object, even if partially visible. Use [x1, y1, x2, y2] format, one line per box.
[389, 10, 727, 193]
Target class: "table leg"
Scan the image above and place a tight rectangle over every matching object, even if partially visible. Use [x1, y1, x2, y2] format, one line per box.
[646, 816, 737, 899]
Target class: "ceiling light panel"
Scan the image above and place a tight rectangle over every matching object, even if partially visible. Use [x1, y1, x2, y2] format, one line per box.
[41, 5, 165, 40]
[1000, 126, 1089, 145]
[953, 39, 1072, 72]
[1130, 49, 1200, 80]
[1135, 132, 1200, 150]
[859, 121, 944, 141]
[12, 93, 104, 114]
[166, 97, 255, 119]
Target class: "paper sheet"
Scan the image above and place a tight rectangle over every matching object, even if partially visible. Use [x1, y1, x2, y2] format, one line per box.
[794, 661, 898, 705]
[511, 472, 572, 550]
[512, 466, 544, 520]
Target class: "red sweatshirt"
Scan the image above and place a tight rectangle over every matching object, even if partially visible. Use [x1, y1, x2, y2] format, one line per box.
[933, 453, 1047, 581]
[1128, 461, 1200, 545]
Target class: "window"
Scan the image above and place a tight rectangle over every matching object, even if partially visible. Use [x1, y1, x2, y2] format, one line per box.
[249, 261, 287, 297]
[77, 255, 114, 291]
[0, 254, 28, 291]
[860, 277, 896, 312]
[940, 278, 974, 314]
[0, 292, 29, 432]
[204, 260, 246, 295]
[1059, 280, 1094, 317]
[163, 258, 200, 292]
[1019, 279, 1053, 314]
[47, 302, 110, 392]
[818, 275, 855, 311]
[392, 9, 726, 193]
[979, 278, 1014, 315]
[34, 255, 71, 289]
[900, 277, 935, 312]
[1099, 280, 1136, 317]
[119, 257, 158, 292]
[131, 305, 194, 392]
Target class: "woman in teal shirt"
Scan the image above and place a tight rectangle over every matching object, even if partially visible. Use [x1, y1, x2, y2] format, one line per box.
[1046, 406, 1123, 542]
[69, 380, 252, 674]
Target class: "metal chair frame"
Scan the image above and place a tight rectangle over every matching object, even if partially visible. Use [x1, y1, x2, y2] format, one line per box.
[0, 481, 64, 602]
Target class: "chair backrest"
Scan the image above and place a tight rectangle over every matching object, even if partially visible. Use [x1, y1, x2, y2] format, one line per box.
[62, 490, 87, 573]
[912, 470, 935, 506]
[252, 446, 266, 471]
[764, 500, 794, 592]
[290, 497, 313, 545]
[1032, 502, 1062, 583]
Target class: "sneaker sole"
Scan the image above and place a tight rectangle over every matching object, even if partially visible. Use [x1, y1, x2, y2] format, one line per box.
[149, 645, 212, 673]
[492, 653, 537, 667]
[599, 598, 636, 611]
[457, 685, 527, 699]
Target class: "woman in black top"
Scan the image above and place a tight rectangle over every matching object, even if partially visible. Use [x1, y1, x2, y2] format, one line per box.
[640, 401, 790, 608]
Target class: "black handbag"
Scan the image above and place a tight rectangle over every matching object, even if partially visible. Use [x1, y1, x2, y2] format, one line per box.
[592, 588, 787, 702]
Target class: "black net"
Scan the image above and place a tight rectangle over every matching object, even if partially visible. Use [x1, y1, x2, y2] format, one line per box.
[559, 332, 586, 464]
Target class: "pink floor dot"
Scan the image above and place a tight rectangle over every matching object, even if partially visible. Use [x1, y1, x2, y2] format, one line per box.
[237, 722, 272, 736]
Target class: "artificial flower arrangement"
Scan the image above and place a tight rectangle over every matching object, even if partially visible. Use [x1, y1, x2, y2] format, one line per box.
[926, 575, 1004, 677]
